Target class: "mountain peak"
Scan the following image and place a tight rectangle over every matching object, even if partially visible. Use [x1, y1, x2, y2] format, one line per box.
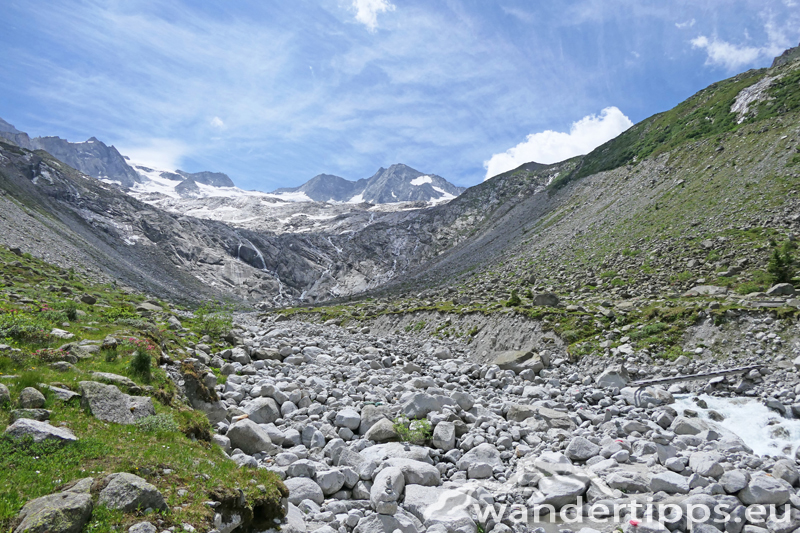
[273, 164, 464, 204]
[772, 42, 800, 68]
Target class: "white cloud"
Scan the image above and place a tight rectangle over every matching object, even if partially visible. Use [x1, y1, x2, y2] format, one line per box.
[690, 17, 794, 71]
[675, 19, 695, 29]
[210, 116, 226, 129]
[352, 0, 395, 32]
[690, 36, 763, 70]
[120, 138, 191, 171]
[483, 107, 633, 180]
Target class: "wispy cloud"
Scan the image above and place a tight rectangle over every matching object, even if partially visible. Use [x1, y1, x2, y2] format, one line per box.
[690, 35, 764, 70]
[690, 13, 797, 70]
[675, 19, 696, 29]
[352, 0, 395, 32]
[484, 107, 633, 180]
[123, 138, 191, 170]
[210, 117, 226, 130]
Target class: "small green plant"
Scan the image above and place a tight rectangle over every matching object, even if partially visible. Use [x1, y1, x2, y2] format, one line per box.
[102, 346, 118, 362]
[524, 288, 533, 299]
[193, 302, 234, 339]
[505, 290, 521, 307]
[135, 413, 179, 434]
[100, 305, 138, 322]
[736, 281, 766, 295]
[392, 416, 432, 445]
[405, 320, 426, 333]
[63, 303, 78, 322]
[128, 350, 152, 382]
[176, 409, 213, 441]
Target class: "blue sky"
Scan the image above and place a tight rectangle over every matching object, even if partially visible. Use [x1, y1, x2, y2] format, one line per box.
[1, 0, 798, 190]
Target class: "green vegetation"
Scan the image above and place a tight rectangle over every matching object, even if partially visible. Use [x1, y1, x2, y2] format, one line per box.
[505, 289, 521, 307]
[392, 416, 432, 445]
[0, 247, 286, 532]
[191, 302, 233, 338]
[767, 241, 796, 284]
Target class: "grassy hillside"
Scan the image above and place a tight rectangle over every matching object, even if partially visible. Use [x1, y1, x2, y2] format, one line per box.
[0, 247, 286, 532]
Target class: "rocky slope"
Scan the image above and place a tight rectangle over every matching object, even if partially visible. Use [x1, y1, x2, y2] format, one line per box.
[0, 140, 468, 306]
[367, 55, 800, 307]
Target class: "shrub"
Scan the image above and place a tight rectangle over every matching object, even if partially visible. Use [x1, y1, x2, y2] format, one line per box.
[103, 346, 118, 362]
[100, 306, 138, 322]
[505, 290, 521, 307]
[194, 302, 233, 339]
[129, 350, 152, 382]
[767, 243, 795, 284]
[0, 310, 52, 344]
[176, 409, 213, 441]
[64, 303, 78, 322]
[393, 416, 432, 445]
[32, 348, 70, 363]
[135, 414, 179, 434]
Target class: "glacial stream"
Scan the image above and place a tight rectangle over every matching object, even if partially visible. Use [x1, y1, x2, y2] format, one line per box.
[673, 394, 800, 458]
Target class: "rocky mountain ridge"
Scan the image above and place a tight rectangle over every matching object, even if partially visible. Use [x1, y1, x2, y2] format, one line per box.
[274, 164, 465, 204]
[0, 118, 140, 187]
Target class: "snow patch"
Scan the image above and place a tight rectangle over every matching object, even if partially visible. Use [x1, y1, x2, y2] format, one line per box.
[267, 191, 314, 202]
[429, 186, 456, 204]
[347, 193, 365, 204]
[410, 175, 432, 186]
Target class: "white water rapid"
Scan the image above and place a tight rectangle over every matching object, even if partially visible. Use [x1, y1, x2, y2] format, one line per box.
[674, 394, 800, 458]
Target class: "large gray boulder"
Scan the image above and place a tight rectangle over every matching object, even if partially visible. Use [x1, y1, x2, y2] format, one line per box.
[79, 382, 154, 425]
[505, 404, 537, 422]
[403, 485, 478, 532]
[720, 470, 750, 494]
[315, 469, 346, 496]
[384, 458, 441, 486]
[18, 387, 46, 409]
[527, 475, 589, 510]
[335, 409, 362, 431]
[401, 394, 446, 418]
[670, 416, 706, 435]
[359, 404, 393, 435]
[532, 293, 560, 307]
[494, 350, 545, 374]
[364, 418, 399, 443]
[285, 477, 324, 505]
[13, 491, 93, 533]
[4, 419, 77, 444]
[456, 443, 502, 479]
[432, 421, 455, 451]
[738, 475, 791, 505]
[595, 365, 629, 388]
[521, 406, 576, 431]
[97, 473, 168, 512]
[564, 437, 601, 462]
[243, 397, 281, 425]
[649, 471, 690, 494]
[689, 452, 724, 478]
[371, 466, 405, 514]
[766, 283, 795, 296]
[354, 508, 422, 533]
[772, 459, 799, 486]
[0, 383, 10, 405]
[226, 419, 276, 456]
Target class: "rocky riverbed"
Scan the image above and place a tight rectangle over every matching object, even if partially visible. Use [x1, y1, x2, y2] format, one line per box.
[171, 311, 800, 533]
